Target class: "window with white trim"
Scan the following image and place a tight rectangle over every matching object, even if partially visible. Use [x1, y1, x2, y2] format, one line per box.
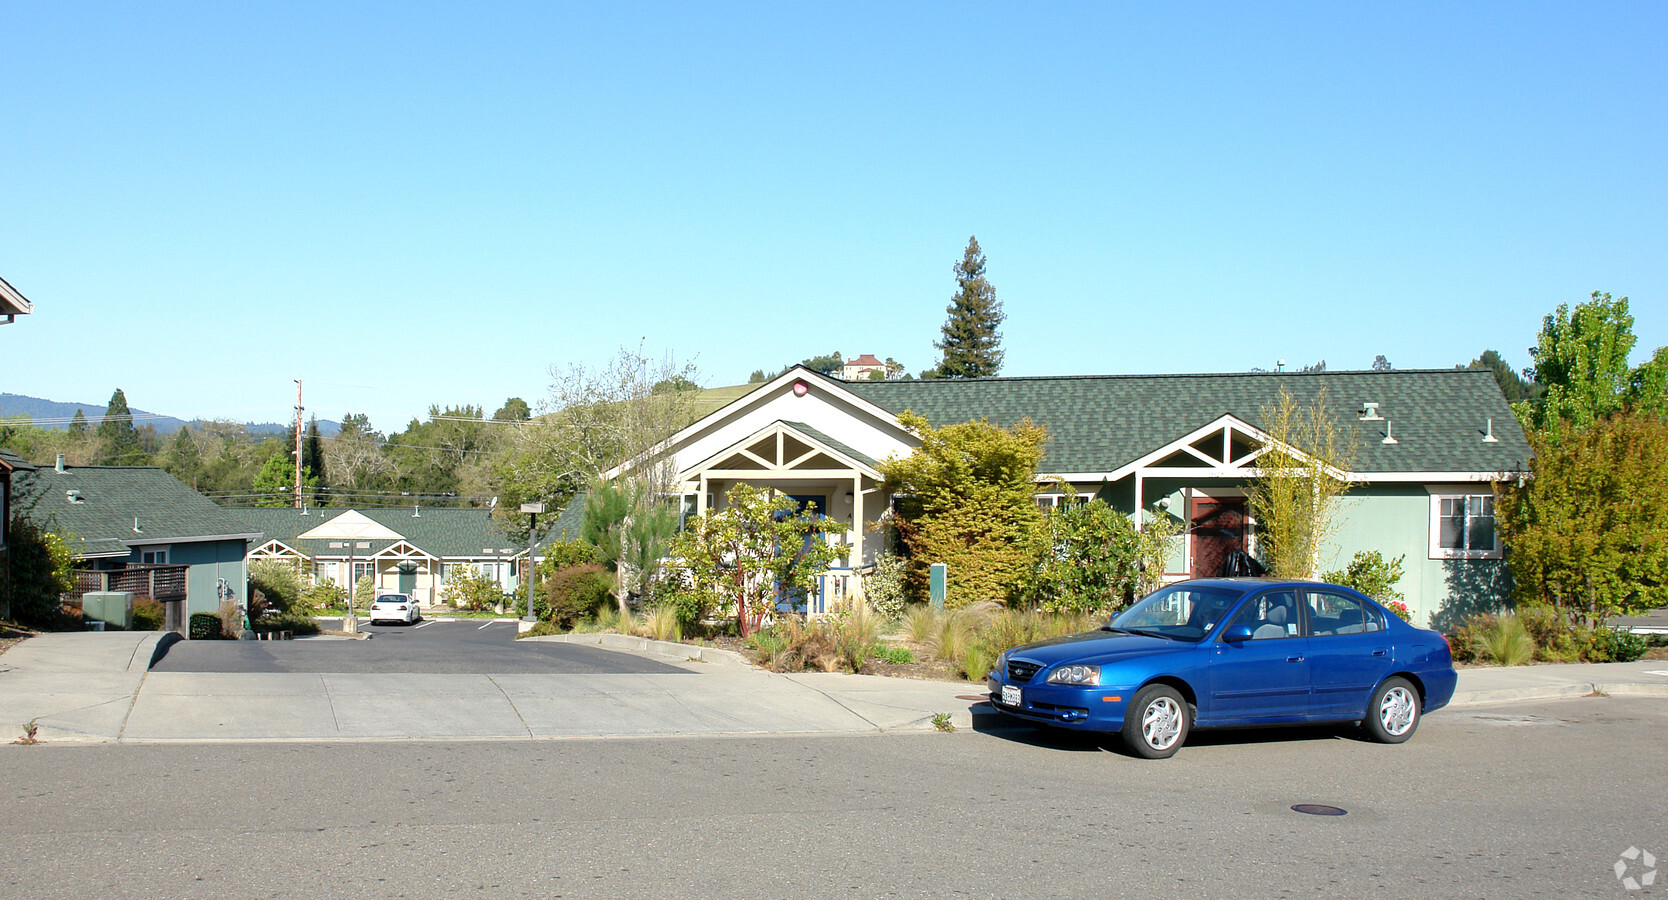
[1430, 494, 1499, 559]
[141, 548, 169, 564]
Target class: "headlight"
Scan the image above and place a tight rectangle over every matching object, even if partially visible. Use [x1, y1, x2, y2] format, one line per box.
[994, 651, 1009, 672]
[1047, 664, 1101, 685]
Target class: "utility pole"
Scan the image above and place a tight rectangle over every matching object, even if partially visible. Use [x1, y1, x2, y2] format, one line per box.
[293, 379, 304, 509]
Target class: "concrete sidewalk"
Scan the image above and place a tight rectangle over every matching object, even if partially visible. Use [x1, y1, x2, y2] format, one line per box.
[0, 632, 1664, 744]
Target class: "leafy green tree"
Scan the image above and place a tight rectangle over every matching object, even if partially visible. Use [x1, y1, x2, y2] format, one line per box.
[493, 397, 531, 421]
[68, 409, 88, 440]
[880, 412, 1046, 608]
[1463, 350, 1540, 402]
[582, 478, 680, 613]
[1320, 550, 1406, 604]
[0, 518, 78, 623]
[162, 425, 204, 488]
[96, 389, 147, 465]
[799, 352, 844, 375]
[1626, 345, 1668, 419]
[1496, 409, 1668, 626]
[324, 413, 392, 500]
[1521, 292, 1639, 437]
[494, 346, 699, 539]
[1371, 355, 1393, 372]
[932, 236, 1005, 379]
[669, 483, 843, 637]
[1246, 387, 1356, 578]
[1025, 497, 1175, 615]
[250, 446, 317, 507]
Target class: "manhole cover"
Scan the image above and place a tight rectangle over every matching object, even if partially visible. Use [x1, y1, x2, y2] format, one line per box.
[1291, 804, 1348, 816]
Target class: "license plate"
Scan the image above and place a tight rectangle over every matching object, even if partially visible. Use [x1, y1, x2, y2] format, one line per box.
[1001, 685, 1022, 708]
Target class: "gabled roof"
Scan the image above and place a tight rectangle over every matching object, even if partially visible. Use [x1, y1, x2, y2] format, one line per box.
[0, 275, 33, 319]
[10, 465, 261, 559]
[232, 507, 521, 560]
[843, 369, 1530, 476]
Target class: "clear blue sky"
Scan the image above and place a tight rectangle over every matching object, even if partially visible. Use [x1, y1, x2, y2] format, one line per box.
[3, 2, 1664, 433]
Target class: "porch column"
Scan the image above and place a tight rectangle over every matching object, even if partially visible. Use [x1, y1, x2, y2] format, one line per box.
[850, 475, 864, 570]
[698, 473, 708, 516]
[1134, 471, 1145, 532]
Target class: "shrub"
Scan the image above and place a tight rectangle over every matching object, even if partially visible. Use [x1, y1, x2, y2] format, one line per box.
[875, 646, 915, 665]
[516, 620, 563, 639]
[189, 612, 223, 640]
[1590, 627, 1651, 663]
[1321, 550, 1406, 605]
[252, 612, 320, 635]
[863, 553, 909, 622]
[302, 579, 345, 613]
[442, 565, 510, 612]
[544, 564, 614, 628]
[131, 597, 165, 631]
[1, 518, 78, 625]
[353, 575, 375, 611]
[1479, 615, 1536, 666]
[647, 574, 717, 637]
[1518, 604, 1588, 663]
[1447, 616, 1492, 663]
[247, 560, 303, 615]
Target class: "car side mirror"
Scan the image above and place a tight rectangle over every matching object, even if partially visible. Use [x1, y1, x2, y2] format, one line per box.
[1223, 624, 1254, 643]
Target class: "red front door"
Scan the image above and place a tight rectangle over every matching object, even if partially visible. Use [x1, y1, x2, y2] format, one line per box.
[1190, 496, 1248, 579]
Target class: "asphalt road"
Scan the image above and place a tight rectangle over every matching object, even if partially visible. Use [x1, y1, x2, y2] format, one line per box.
[2, 696, 1663, 899]
[149, 620, 693, 676]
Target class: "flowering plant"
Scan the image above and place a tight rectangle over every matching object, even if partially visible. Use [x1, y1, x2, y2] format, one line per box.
[1383, 600, 1413, 622]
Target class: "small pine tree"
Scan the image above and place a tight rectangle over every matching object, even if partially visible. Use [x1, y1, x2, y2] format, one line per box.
[96, 389, 146, 465]
[933, 236, 1005, 378]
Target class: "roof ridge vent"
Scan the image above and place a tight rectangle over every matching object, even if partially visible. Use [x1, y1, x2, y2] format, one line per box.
[1360, 402, 1382, 421]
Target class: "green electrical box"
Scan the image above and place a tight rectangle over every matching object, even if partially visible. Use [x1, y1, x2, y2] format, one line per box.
[82, 591, 134, 629]
[929, 563, 947, 610]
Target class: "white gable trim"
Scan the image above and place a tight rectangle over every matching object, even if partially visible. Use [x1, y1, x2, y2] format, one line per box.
[684, 420, 886, 481]
[606, 366, 910, 481]
[372, 540, 438, 562]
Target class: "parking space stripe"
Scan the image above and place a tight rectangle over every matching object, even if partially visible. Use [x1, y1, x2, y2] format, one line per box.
[478, 621, 496, 630]
[415, 621, 435, 629]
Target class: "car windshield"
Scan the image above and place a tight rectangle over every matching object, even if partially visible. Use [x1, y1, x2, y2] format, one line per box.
[1109, 585, 1245, 642]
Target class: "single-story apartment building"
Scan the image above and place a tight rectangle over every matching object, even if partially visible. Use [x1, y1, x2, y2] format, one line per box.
[600, 366, 1530, 628]
[4, 452, 259, 619]
[237, 506, 527, 605]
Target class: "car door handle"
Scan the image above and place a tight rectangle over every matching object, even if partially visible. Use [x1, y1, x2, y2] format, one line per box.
[1372, 649, 1388, 657]
[1287, 656, 1304, 663]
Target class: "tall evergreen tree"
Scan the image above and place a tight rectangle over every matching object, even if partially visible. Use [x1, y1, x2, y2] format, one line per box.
[68, 409, 88, 439]
[95, 389, 146, 465]
[1463, 350, 1539, 402]
[303, 416, 327, 498]
[932, 236, 1005, 378]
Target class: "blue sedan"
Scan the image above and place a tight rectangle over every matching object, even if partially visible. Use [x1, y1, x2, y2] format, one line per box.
[985, 578, 1457, 758]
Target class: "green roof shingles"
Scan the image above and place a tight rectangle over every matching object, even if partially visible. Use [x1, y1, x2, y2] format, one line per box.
[11, 465, 260, 558]
[843, 369, 1530, 475]
[235, 507, 520, 559]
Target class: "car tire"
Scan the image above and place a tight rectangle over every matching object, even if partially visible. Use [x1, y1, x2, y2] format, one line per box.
[1363, 676, 1421, 744]
[1121, 684, 1189, 759]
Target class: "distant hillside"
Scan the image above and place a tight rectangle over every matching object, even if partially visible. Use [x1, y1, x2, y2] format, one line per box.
[0, 393, 338, 435]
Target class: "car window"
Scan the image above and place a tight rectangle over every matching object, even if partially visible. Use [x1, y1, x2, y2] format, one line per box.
[1306, 590, 1384, 636]
[1224, 590, 1300, 640]
[1113, 585, 1242, 640]
[375, 595, 403, 603]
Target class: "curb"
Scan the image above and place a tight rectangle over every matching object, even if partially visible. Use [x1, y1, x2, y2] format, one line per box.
[524, 633, 754, 668]
[1447, 682, 1668, 707]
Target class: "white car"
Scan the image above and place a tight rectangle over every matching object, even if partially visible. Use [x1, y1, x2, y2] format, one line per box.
[369, 593, 421, 625]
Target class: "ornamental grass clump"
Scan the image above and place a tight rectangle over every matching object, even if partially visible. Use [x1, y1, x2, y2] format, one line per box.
[1480, 614, 1536, 666]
